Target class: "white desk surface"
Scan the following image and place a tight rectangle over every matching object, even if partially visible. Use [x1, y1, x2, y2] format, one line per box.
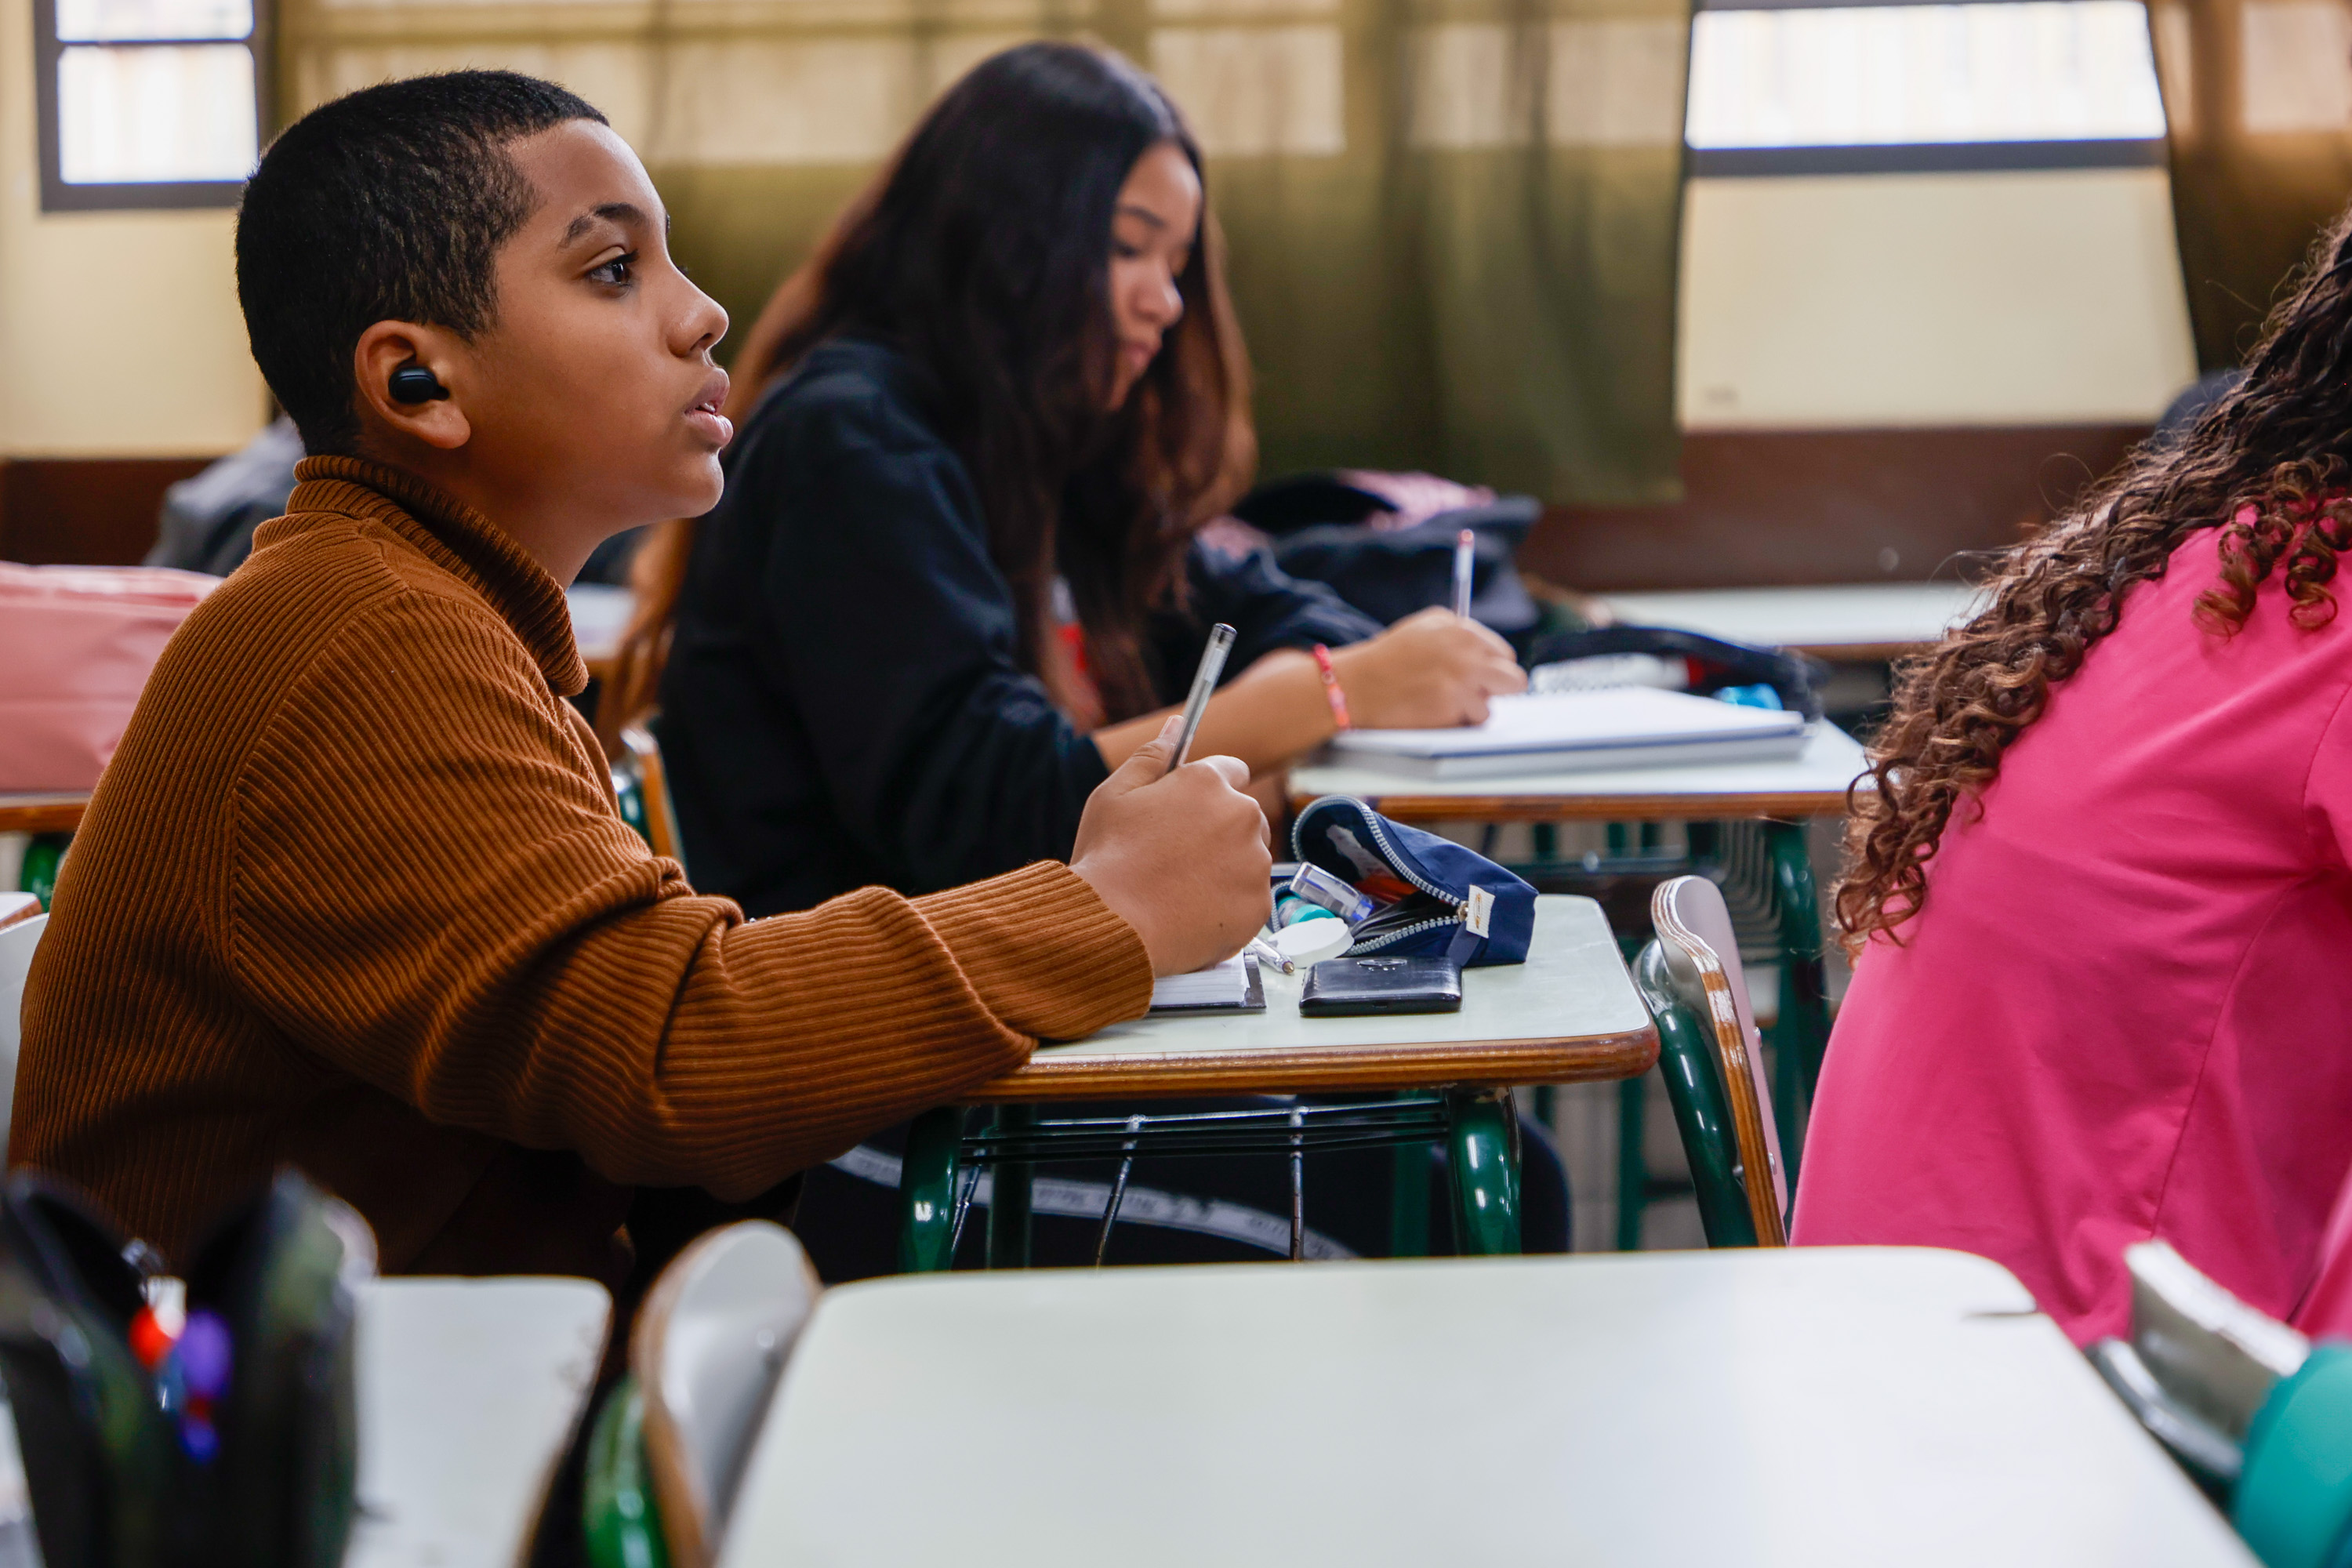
[720, 1247, 2252, 1568]
[568, 583, 633, 666]
[346, 1277, 611, 1568]
[1289, 722, 1871, 822]
[1597, 582, 1986, 655]
[977, 894, 1655, 1101]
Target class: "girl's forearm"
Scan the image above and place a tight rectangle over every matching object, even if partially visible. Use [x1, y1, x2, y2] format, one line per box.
[1091, 648, 1337, 776]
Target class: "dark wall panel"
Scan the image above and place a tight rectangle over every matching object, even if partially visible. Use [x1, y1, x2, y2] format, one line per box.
[0, 457, 212, 566]
[1523, 425, 2151, 591]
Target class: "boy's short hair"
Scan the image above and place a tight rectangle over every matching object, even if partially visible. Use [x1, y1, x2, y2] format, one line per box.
[237, 71, 605, 456]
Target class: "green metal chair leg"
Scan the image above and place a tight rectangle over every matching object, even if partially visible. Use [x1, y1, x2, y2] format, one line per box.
[1390, 1134, 1432, 1258]
[1763, 819, 1831, 1183]
[1445, 1089, 1522, 1255]
[985, 1104, 1035, 1269]
[1615, 1076, 1647, 1251]
[897, 1105, 965, 1273]
[582, 1375, 670, 1568]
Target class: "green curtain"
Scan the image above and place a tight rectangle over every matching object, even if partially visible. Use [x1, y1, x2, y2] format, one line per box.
[279, 0, 1689, 503]
[2149, 0, 2352, 370]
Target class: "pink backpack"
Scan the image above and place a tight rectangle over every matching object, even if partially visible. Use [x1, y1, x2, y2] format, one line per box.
[0, 563, 219, 791]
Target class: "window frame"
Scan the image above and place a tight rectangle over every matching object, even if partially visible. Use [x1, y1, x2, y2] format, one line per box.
[31, 0, 273, 213]
[1685, 0, 2169, 177]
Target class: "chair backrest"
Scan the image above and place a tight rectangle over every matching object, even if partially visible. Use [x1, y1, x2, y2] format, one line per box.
[618, 723, 685, 869]
[0, 914, 49, 1167]
[1651, 876, 1787, 1245]
[1631, 940, 1755, 1247]
[2088, 1240, 2314, 1500]
[631, 1221, 821, 1568]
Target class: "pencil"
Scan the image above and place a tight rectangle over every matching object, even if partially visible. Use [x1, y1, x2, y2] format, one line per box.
[1452, 528, 1476, 620]
[1169, 622, 1237, 772]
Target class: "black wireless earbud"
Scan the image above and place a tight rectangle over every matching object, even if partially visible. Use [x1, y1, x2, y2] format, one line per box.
[388, 365, 449, 405]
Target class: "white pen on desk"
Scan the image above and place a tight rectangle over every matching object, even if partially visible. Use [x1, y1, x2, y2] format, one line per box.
[1167, 621, 1237, 773]
[1245, 935, 1295, 975]
[1451, 528, 1476, 621]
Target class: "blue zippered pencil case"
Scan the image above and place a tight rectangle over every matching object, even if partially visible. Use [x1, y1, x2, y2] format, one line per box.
[1290, 795, 1537, 967]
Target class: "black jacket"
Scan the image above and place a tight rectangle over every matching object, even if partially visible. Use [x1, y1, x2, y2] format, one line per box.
[658, 336, 1379, 916]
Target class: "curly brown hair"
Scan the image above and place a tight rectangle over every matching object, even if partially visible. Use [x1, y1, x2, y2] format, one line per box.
[1838, 207, 2352, 951]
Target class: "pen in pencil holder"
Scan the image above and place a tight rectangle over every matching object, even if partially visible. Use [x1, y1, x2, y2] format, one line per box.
[1168, 622, 1236, 772]
[1451, 528, 1476, 621]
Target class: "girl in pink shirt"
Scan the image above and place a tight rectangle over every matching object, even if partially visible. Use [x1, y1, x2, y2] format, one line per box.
[1794, 218, 2352, 1345]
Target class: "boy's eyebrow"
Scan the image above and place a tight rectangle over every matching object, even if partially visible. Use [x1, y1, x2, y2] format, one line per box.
[560, 202, 662, 245]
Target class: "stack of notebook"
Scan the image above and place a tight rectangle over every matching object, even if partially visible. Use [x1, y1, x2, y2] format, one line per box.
[1325, 688, 1807, 781]
[1149, 953, 1266, 1013]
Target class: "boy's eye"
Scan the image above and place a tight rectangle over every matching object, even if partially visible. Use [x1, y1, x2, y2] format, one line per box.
[589, 252, 637, 287]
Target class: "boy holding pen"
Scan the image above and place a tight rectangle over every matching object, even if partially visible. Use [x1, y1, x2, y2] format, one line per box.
[12, 71, 1272, 1286]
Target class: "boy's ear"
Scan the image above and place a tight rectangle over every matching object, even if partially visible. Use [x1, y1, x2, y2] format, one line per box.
[352, 321, 474, 454]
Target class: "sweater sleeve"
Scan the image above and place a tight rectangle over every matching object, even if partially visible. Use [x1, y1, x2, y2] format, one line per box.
[224, 588, 1150, 1200]
[740, 379, 1111, 893]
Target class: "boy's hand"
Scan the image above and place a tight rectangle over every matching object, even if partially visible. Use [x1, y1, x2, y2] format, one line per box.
[1334, 606, 1526, 728]
[1072, 717, 1273, 977]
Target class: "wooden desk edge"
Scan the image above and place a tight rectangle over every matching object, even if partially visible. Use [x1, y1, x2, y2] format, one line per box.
[1284, 789, 1860, 822]
[969, 1024, 1658, 1102]
[0, 800, 87, 834]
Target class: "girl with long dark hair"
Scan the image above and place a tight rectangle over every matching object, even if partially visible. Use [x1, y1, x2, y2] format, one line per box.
[1795, 207, 2352, 1342]
[604, 41, 1522, 915]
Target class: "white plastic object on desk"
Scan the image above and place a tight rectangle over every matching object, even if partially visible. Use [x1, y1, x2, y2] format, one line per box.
[1272, 917, 1352, 966]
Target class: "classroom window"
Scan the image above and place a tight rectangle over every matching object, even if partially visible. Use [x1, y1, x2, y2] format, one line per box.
[1685, 0, 2169, 175]
[33, 0, 265, 210]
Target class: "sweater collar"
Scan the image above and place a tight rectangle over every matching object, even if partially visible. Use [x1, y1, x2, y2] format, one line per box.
[281, 456, 588, 696]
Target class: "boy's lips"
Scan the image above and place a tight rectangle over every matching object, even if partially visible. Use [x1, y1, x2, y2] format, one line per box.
[684, 372, 733, 448]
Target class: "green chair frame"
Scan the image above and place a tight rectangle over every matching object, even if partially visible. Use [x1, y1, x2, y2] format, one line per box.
[18, 832, 68, 909]
[895, 1089, 1526, 1271]
[583, 1374, 670, 1568]
[1628, 941, 1759, 1247]
[1504, 817, 1825, 1248]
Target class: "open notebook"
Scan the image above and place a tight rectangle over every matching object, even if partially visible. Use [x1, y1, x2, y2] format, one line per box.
[1149, 953, 1267, 1013]
[1326, 688, 1807, 781]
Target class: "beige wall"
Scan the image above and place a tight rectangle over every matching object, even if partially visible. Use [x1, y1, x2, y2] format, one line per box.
[0, 14, 2201, 459]
[0, 0, 266, 459]
[1679, 167, 2199, 430]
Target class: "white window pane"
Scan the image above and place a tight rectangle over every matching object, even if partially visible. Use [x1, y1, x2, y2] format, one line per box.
[59, 44, 258, 183]
[55, 0, 249, 41]
[1686, 1, 2169, 147]
[55, 0, 250, 41]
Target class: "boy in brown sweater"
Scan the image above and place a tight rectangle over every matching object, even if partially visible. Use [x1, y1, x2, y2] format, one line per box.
[13, 71, 1272, 1284]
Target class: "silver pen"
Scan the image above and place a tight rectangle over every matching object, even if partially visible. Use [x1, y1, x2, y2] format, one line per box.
[1168, 622, 1237, 772]
[1246, 935, 1296, 975]
[1451, 528, 1476, 621]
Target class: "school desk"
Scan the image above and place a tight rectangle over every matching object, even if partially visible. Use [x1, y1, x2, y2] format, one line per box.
[895, 894, 1655, 1268]
[717, 1247, 2254, 1568]
[0, 794, 85, 835]
[346, 1277, 610, 1568]
[1289, 724, 1871, 1233]
[1595, 581, 1987, 660]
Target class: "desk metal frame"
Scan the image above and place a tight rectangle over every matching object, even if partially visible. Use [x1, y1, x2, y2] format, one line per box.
[896, 1089, 1525, 1272]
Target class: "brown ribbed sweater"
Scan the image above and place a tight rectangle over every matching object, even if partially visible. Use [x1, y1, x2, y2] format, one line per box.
[13, 458, 1152, 1277]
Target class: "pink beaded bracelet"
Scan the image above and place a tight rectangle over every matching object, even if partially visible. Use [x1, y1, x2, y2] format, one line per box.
[1312, 643, 1352, 732]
